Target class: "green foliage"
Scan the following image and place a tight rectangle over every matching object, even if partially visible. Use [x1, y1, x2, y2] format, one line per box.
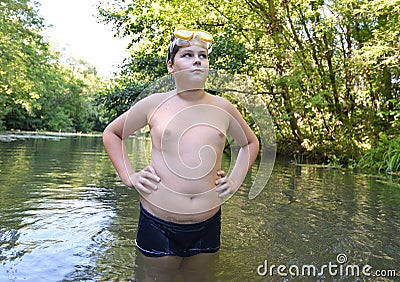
[358, 134, 400, 173]
[97, 0, 251, 78]
[0, 0, 104, 132]
[96, 0, 399, 170]
[2, 0, 398, 173]
[95, 79, 150, 123]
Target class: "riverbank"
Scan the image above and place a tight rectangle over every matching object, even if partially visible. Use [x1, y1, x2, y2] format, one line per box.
[2, 131, 399, 178]
[0, 131, 103, 142]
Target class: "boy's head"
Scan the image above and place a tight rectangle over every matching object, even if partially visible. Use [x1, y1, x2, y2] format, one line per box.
[166, 28, 213, 64]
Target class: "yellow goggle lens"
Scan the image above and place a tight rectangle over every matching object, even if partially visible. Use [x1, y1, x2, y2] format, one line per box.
[167, 28, 213, 62]
[174, 29, 213, 43]
[174, 29, 194, 40]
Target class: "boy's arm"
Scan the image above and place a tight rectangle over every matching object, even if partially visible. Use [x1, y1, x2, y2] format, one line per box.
[215, 101, 259, 197]
[102, 98, 159, 192]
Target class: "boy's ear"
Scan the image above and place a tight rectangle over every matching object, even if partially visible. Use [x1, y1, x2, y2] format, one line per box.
[167, 60, 174, 74]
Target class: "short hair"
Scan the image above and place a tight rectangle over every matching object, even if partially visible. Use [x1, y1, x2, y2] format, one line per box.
[166, 42, 181, 64]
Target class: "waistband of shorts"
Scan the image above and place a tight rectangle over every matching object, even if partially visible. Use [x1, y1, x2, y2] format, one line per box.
[139, 202, 221, 228]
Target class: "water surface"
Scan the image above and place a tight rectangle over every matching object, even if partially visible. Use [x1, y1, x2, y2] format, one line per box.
[0, 135, 399, 281]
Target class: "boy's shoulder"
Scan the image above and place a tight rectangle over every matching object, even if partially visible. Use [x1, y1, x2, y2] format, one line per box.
[140, 90, 175, 102]
[134, 91, 175, 108]
[207, 93, 236, 110]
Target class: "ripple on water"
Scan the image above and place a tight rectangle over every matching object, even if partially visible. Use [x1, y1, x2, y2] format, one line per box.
[1, 137, 400, 281]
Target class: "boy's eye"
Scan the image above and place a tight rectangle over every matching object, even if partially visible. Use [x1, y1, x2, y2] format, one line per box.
[181, 52, 208, 59]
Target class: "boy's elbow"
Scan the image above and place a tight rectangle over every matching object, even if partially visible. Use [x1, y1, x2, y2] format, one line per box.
[102, 127, 110, 145]
[103, 124, 111, 135]
[102, 125, 117, 145]
[253, 137, 260, 155]
[242, 136, 259, 156]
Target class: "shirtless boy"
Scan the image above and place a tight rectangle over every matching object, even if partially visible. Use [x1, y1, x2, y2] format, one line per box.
[103, 28, 259, 277]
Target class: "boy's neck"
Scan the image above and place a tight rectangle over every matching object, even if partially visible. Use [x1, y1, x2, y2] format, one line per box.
[176, 88, 206, 101]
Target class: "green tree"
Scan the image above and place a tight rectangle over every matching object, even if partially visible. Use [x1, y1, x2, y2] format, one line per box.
[1, 0, 104, 132]
[97, 0, 399, 167]
[0, 0, 47, 129]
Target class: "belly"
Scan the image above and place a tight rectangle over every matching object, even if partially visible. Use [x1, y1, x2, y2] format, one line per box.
[143, 130, 225, 223]
[140, 181, 223, 223]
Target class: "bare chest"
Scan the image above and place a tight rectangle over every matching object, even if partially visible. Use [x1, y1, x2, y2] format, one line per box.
[149, 104, 230, 150]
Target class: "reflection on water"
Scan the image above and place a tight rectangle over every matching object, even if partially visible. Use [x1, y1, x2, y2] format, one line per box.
[0, 135, 399, 281]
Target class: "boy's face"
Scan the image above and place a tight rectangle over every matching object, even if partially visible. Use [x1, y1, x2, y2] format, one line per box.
[167, 44, 209, 88]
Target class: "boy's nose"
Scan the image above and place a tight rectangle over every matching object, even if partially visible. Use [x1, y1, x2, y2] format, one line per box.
[193, 56, 201, 65]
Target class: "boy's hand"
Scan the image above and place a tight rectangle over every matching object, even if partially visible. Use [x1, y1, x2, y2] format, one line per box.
[215, 170, 238, 198]
[128, 165, 160, 194]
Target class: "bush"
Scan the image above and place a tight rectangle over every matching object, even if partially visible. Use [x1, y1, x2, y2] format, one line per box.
[358, 134, 400, 173]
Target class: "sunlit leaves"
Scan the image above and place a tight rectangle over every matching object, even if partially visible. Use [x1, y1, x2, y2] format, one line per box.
[0, 0, 103, 132]
[97, 0, 399, 167]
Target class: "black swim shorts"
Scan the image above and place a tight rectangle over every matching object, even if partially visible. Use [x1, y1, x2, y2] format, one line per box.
[135, 204, 221, 257]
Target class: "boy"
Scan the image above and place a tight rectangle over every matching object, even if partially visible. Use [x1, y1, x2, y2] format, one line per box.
[103, 28, 259, 278]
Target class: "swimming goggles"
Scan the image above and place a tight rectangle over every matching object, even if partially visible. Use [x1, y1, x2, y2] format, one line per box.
[169, 28, 213, 54]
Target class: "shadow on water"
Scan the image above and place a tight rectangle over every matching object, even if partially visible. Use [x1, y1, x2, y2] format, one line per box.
[0, 135, 399, 281]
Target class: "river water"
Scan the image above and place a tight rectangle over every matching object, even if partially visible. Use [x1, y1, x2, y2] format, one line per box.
[0, 134, 399, 281]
